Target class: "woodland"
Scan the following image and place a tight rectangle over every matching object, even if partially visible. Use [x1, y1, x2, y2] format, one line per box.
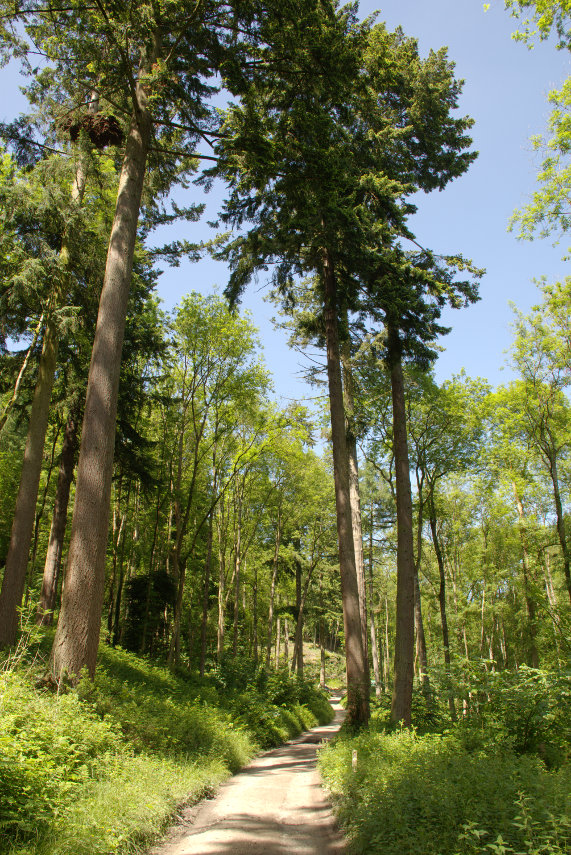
[0, 1, 570, 854]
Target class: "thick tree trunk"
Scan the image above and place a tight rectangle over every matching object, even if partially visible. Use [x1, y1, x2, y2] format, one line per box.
[429, 512, 457, 721]
[341, 337, 369, 676]
[0, 317, 58, 645]
[322, 255, 369, 726]
[51, 86, 153, 679]
[387, 323, 415, 727]
[37, 403, 80, 626]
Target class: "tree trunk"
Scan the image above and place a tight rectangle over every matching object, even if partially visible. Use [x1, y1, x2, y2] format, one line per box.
[413, 474, 429, 693]
[512, 483, 540, 667]
[284, 618, 289, 668]
[0, 316, 58, 645]
[232, 493, 242, 657]
[26, 424, 60, 604]
[0, 313, 44, 437]
[341, 336, 369, 674]
[320, 617, 326, 688]
[292, 545, 304, 675]
[367, 506, 381, 698]
[547, 453, 571, 604]
[37, 403, 79, 626]
[217, 501, 226, 662]
[51, 77, 153, 679]
[199, 508, 214, 677]
[429, 512, 457, 721]
[266, 512, 282, 668]
[322, 254, 369, 726]
[387, 322, 415, 727]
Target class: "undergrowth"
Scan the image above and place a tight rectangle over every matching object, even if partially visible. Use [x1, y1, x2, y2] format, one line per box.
[0, 640, 333, 855]
[319, 666, 571, 855]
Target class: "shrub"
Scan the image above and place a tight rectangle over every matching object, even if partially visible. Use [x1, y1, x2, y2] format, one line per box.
[319, 728, 571, 855]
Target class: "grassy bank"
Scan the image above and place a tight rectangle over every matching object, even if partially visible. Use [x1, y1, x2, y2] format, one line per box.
[1, 642, 333, 855]
[319, 670, 571, 855]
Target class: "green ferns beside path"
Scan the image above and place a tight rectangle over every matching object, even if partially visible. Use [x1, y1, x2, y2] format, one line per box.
[319, 726, 570, 855]
[0, 644, 333, 855]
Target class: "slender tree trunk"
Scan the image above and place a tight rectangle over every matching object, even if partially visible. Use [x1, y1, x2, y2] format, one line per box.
[429, 512, 457, 721]
[547, 453, 571, 604]
[51, 73, 154, 679]
[387, 323, 415, 726]
[322, 254, 369, 726]
[26, 424, 60, 604]
[320, 617, 326, 688]
[232, 493, 242, 657]
[341, 335, 369, 674]
[0, 317, 58, 645]
[512, 483, 540, 667]
[284, 618, 289, 668]
[253, 563, 258, 668]
[367, 506, 381, 698]
[275, 615, 281, 667]
[37, 403, 80, 626]
[292, 544, 303, 675]
[266, 511, 282, 668]
[0, 313, 44, 437]
[413, 476, 429, 693]
[217, 501, 226, 662]
[199, 508, 214, 677]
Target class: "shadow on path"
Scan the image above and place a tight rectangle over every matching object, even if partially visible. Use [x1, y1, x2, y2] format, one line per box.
[151, 700, 346, 855]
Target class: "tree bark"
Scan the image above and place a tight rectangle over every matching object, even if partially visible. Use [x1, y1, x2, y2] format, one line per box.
[37, 402, 80, 626]
[341, 336, 369, 675]
[0, 316, 58, 645]
[387, 322, 415, 727]
[322, 255, 369, 726]
[367, 505, 381, 698]
[546, 452, 571, 604]
[413, 473, 429, 693]
[51, 72, 153, 679]
[429, 511, 457, 721]
[512, 482, 540, 667]
[266, 511, 282, 668]
[199, 508, 214, 676]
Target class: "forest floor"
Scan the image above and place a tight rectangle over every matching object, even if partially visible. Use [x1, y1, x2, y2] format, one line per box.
[149, 700, 347, 855]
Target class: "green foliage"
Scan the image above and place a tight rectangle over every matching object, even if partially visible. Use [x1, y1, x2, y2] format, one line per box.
[319, 727, 571, 855]
[0, 642, 331, 855]
[449, 664, 571, 765]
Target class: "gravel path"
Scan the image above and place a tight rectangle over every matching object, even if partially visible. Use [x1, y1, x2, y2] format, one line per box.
[152, 702, 346, 855]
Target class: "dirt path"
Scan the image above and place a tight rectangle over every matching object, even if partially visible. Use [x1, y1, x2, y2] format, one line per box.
[152, 702, 346, 855]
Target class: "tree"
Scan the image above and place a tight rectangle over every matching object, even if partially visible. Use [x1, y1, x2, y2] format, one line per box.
[501, 1, 571, 250]
[213, 12, 478, 725]
[0, 0, 330, 680]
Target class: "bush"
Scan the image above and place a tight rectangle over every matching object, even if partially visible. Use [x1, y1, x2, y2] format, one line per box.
[319, 728, 571, 855]
[0, 641, 332, 855]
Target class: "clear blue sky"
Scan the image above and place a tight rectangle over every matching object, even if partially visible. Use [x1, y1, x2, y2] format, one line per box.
[1, 1, 569, 404]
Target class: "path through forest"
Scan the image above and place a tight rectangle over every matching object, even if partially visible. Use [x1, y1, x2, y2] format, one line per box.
[152, 700, 346, 855]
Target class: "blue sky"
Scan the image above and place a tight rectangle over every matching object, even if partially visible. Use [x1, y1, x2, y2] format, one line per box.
[1, 0, 569, 405]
